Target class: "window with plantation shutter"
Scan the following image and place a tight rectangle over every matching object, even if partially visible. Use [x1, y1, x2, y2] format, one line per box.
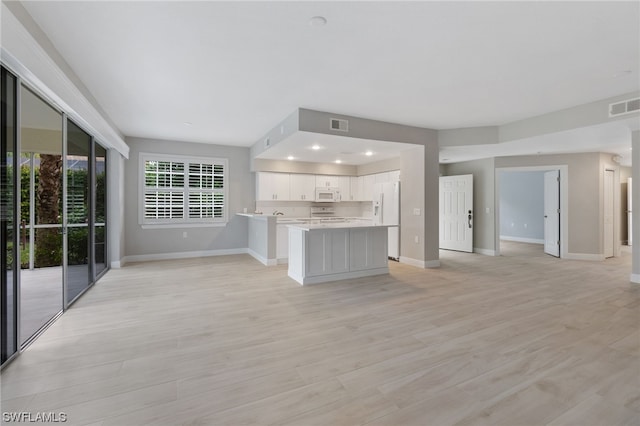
[139, 153, 228, 226]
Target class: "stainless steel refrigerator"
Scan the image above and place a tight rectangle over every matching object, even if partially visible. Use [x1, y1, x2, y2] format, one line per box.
[372, 181, 400, 260]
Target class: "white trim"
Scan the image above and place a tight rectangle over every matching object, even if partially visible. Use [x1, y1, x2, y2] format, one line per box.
[0, 4, 128, 157]
[123, 248, 248, 264]
[141, 222, 228, 230]
[630, 273, 640, 284]
[564, 253, 606, 261]
[293, 267, 389, 285]
[247, 249, 277, 266]
[400, 257, 441, 268]
[499, 235, 545, 244]
[474, 248, 497, 256]
[110, 260, 123, 269]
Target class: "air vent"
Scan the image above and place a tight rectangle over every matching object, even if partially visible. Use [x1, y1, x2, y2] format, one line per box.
[609, 97, 640, 117]
[330, 118, 349, 132]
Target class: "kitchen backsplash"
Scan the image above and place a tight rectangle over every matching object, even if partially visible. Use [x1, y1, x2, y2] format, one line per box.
[255, 201, 372, 218]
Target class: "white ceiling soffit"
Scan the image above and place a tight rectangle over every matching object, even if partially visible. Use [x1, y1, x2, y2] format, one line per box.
[440, 121, 635, 166]
[256, 131, 417, 165]
[19, 1, 640, 148]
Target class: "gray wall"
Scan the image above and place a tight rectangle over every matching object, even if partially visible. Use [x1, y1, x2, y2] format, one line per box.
[357, 157, 401, 176]
[400, 147, 425, 262]
[499, 171, 545, 241]
[253, 159, 357, 175]
[124, 137, 254, 258]
[495, 153, 601, 255]
[442, 158, 496, 254]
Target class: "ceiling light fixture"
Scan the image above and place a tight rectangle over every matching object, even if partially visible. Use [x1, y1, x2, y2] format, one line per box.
[335, 159, 342, 164]
[365, 151, 373, 156]
[309, 16, 327, 26]
[287, 155, 294, 160]
[312, 144, 320, 150]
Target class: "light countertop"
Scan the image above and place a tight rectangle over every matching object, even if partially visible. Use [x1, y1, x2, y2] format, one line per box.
[287, 222, 392, 231]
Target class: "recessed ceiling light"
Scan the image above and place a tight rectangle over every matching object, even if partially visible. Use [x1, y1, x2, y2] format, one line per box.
[183, 122, 192, 126]
[335, 159, 342, 164]
[365, 151, 373, 156]
[309, 16, 327, 26]
[312, 144, 320, 150]
[287, 155, 294, 161]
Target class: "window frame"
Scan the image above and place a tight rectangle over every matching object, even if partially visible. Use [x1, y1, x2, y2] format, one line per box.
[138, 153, 228, 227]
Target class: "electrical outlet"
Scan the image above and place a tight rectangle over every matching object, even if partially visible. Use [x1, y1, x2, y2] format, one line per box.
[183, 231, 188, 238]
[413, 208, 421, 216]
[414, 236, 419, 243]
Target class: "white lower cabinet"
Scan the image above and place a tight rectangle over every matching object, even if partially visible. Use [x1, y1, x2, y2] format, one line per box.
[288, 225, 390, 285]
[305, 229, 350, 276]
[349, 227, 388, 271]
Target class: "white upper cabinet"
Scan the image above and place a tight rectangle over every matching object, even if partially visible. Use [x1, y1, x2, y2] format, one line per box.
[374, 172, 390, 183]
[361, 174, 375, 201]
[315, 175, 341, 188]
[350, 176, 361, 201]
[289, 174, 316, 201]
[336, 176, 351, 201]
[256, 172, 290, 201]
[389, 170, 400, 182]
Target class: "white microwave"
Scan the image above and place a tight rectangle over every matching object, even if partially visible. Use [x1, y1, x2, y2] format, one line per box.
[315, 187, 341, 202]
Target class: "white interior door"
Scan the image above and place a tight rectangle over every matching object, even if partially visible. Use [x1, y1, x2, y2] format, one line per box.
[544, 170, 560, 257]
[439, 174, 473, 253]
[604, 170, 614, 258]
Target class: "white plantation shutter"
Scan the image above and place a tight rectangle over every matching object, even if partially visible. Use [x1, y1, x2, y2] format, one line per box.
[140, 154, 228, 225]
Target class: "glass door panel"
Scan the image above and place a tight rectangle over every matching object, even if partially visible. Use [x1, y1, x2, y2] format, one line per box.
[1, 67, 18, 363]
[66, 120, 91, 303]
[19, 86, 63, 345]
[94, 144, 107, 277]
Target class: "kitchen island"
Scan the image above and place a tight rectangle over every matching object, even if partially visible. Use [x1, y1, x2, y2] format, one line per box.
[287, 222, 391, 285]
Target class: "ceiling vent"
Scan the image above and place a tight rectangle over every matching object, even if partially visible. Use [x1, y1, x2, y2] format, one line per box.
[330, 118, 349, 132]
[609, 97, 640, 118]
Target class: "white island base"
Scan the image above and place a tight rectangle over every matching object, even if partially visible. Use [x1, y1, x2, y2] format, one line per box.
[287, 224, 390, 285]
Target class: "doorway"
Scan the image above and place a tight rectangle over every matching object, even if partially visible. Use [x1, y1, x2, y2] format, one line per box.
[496, 166, 568, 258]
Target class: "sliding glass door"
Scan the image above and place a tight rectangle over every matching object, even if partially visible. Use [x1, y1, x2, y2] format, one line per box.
[94, 144, 107, 278]
[19, 86, 64, 346]
[1, 66, 110, 365]
[66, 120, 91, 303]
[1, 67, 18, 364]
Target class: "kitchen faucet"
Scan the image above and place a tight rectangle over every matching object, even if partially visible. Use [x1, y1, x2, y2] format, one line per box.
[273, 210, 284, 215]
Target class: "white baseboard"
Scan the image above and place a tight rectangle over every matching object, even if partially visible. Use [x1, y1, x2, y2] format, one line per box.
[110, 260, 124, 269]
[474, 248, 497, 256]
[247, 249, 277, 266]
[564, 253, 606, 261]
[500, 235, 544, 244]
[400, 257, 440, 268]
[630, 273, 640, 284]
[123, 248, 248, 264]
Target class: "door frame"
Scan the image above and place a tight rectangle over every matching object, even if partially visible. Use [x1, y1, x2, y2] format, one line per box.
[495, 165, 569, 258]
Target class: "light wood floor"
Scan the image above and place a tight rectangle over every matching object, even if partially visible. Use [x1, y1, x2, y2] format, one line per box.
[1, 242, 639, 425]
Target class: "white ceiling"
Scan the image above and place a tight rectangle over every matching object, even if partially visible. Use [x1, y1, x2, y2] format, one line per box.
[18, 1, 640, 163]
